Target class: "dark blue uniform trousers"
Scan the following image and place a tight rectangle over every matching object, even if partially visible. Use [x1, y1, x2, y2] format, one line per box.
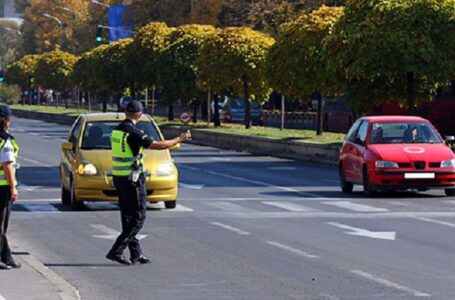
[109, 177, 147, 258]
[0, 186, 13, 264]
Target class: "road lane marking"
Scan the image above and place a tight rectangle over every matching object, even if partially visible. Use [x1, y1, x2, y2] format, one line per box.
[18, 156, 53, 167]
[209, 157, 232, 161]
[179, 183, 205, 189]
[172, 204, 194, 212]
[350, 270, 431, 297]
[210, 222, 250, 235]
[91, 224, 148, 240]
[268, 167, 296, 171]
[262, 201, 317, 212]
[418, 218, 455, 229]
[205, 170, 321, 198]
[323, 201, 389, 212]
[206, 202, 254, 212]
[0, 293, 5, 300]
[328, 222, 396, 240]
[266, 241, 319, 258]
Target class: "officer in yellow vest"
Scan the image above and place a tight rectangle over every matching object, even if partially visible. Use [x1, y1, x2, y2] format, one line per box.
[0, 105, 21, 270]
[106, 101, 191, 265]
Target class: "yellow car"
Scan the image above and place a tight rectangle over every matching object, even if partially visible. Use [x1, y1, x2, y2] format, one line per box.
[60, 113, 179, 210]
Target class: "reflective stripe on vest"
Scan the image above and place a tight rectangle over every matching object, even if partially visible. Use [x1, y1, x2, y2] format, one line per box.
[0, 136, 20, 186]
[111, 130, 144, 176]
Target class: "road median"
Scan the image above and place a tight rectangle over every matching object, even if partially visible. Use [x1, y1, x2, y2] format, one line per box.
[12, 108, 340, 165]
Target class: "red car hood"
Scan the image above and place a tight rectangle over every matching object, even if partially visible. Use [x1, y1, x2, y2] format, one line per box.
[368, 143, 455, 162]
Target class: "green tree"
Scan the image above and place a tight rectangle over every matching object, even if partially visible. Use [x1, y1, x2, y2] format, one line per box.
[6, 54, 40, 104]
[34, 50, 78, 107]
[324, 0, 455, 114]
[267, 5, 344, 135]
[0, 20, 23, 68]
[159, 24, 218, 122]
[198, 27, 274, 128]
[128, 0, 190, 28]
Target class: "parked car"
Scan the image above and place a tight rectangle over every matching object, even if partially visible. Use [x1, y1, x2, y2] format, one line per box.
[221, 98, 264, 125]
[339, 116, 455, 196]
[60, 113, 179, 209]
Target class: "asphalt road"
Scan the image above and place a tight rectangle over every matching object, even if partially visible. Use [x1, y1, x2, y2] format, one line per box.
[6, 117, 455, 300]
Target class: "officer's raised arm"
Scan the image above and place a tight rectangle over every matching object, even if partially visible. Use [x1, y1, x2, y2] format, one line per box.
[148, 130, 191, 150]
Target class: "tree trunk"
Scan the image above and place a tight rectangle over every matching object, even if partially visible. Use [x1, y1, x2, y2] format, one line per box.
[213, 94, 221, 127]
[280, 94, 285, 131]
[243, 75, 251, 129]
[102, 93, 107, 112]
[168, 104, 174, 121]
[407, 72, 416, 115]
[316, 92, 323, 136]
[192, 100, 198, 123]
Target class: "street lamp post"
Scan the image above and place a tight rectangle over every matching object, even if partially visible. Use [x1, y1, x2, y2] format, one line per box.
[42, 13, 64, 48]
[91, 0, 110, 8]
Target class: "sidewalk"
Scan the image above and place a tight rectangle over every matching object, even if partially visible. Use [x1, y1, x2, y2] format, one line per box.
[0, 244, 80, 300]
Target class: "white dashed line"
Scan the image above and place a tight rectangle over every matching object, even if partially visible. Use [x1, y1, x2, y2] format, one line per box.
[262, 201, 317, 212]
[0, 293, 5, 300]
[18, 156, 53, 167]
[418, 218, 455, 229]
[323, 201, 389, 212]
[266, 241, 319, 258]
[210, 222, 250, 235]
[206, 202, 255, 212]
[351, 270, 431, 297]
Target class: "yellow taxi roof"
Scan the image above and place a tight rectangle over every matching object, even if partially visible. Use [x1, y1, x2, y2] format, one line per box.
[80, 113, 152, 122]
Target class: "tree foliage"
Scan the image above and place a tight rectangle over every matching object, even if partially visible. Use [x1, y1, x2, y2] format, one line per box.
[128, 0, 190, 28]
[324, 0, 455, 113]
[198, 27, 274, 128]
[0, 20, 22, 67]
[134, 22, 175, 88]
[159, 24, 218, 105]
[6, 54, 40, 87]
[267, 5, 344, 99]
[34, 50, 78, 92]
[21, 0, 91, 54]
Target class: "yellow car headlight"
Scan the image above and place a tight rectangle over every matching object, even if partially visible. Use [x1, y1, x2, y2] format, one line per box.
[156, 161, 175, 176]
[78, 163, 98, 176]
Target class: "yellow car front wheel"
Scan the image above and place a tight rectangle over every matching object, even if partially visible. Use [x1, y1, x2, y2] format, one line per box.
[164, 201, 177, 209]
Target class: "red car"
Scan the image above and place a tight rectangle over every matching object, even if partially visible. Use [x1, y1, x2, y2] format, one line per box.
[339, 116, 455, 196]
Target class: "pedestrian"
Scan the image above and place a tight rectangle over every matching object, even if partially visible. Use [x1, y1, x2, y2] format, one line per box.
[0, 105, 21, 270]
[106, 101, 191, 265]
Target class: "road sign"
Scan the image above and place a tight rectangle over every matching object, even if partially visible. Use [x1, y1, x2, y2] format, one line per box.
[180, 112, 191, 124]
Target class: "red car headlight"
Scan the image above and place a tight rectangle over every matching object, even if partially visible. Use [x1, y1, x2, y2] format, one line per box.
[441, 159, 455, 168]
[375, 160, 399, 168]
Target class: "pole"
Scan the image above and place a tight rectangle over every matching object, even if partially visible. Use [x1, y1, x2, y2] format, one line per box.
[151, 85, 156, 116]
[207, 91, 211, 126]
[145, 88, 148, 109]
[281, 95, 285, 131]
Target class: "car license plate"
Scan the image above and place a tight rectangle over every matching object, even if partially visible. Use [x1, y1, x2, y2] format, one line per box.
[404, 173, 435, 179]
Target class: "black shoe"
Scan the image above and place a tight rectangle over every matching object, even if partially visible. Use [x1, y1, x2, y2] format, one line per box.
[106, 252, 131, 265]
[0, 262, 11, 270]
[7, 261, 21, 269]
[131, 255, 151, 265]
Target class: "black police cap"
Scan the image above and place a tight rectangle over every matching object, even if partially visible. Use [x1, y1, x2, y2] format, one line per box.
[125, 100, 143, 113]
[0, 105, 12, 118]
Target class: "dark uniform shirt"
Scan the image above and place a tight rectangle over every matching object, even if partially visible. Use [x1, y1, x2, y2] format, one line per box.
[116, 119, 154, 155]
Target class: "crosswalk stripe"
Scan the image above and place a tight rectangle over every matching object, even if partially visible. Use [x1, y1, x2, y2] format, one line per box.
[322, 201, 388, 212]
[205, 202, 255, 212]
[262, 201, 317, 212]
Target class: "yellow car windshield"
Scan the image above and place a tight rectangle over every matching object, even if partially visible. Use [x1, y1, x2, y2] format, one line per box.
[80, 121, 161, 150]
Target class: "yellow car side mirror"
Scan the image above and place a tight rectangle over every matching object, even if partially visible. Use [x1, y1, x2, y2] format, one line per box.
[62, 142, 74, 151]
[170, 143, 180, 151]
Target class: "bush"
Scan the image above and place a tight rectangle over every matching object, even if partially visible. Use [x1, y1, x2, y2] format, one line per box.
[0, 85, 21, 104]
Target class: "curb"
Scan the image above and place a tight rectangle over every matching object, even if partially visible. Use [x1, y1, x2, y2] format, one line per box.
[12, 108, 340, 165]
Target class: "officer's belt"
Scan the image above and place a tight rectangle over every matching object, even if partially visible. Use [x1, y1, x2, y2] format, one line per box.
[112, 154, 143, 163]
[112, 166, 134, 171]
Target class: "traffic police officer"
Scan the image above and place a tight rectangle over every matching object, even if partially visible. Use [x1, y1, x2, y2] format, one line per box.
[0, 105, 21, 270]
[106, 101, 191, 265]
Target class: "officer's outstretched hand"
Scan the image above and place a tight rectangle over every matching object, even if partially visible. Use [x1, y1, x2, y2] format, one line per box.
[10, 186, 18, 202]
[179, 130, 192, 142]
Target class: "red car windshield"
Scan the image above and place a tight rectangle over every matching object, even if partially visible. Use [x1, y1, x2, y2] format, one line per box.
[369, 122, 443, 144]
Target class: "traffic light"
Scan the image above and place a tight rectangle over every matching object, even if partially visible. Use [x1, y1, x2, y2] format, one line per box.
[0, 70, 5, 83]
[96, 26, 103, 44]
